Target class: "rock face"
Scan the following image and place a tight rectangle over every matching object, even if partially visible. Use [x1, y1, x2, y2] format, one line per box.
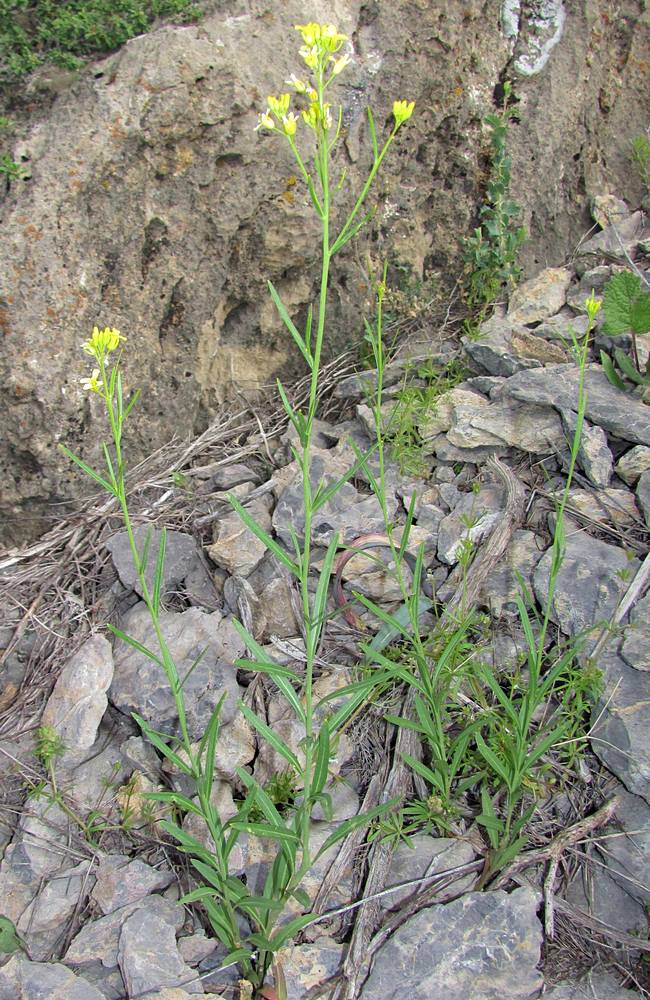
[2, 1, 649, 542]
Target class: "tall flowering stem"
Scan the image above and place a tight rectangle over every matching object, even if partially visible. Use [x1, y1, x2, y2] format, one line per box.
[251, 21, 414, 872]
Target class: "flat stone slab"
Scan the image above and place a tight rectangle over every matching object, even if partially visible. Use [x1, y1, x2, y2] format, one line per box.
[110, 603, 243, 740]
[360, 887, 543, 1000]
[590, 649, 650, 804]
[533, 531, 638, 639]
[0, 957, 106, 1000]
[499, 364, 650, 445]
[41, 635, 113, 751]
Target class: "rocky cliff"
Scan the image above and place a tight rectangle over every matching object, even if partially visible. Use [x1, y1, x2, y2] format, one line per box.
[1, 0, 648, 543]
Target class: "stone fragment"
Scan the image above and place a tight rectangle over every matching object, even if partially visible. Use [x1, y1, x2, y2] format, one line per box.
[501, 364, 650, 445]
[256, 575, 300, 639]
[533, 532, 638, 639]
[0, 957, 107, 1000]
[206, 493, 273, 577]
[65, 894, 184, 969]
[380, 835, 475, 910]
[565, 487, 639, 529]
[507, 266, 572, 324]
[591, 194, 630, 228]
[601, 787, 650, 907]
[92, 854, 175, 914]
[208, 462, 259, 489]
[590, 649, 650, 803]
[254, 718, 351, 788]
[437, 484, 506, 565]
[576, 210, 650, 263]
[432, 436, 507, 463]
[359, 887, 542, 1000]
[448, 398, 565, 454]
[566, 265, 613, 310]
[41, 635, 113, 751]
[565, 861, 648, 939]
[636, 469, 650, 526]
[0, 798, 71, 926]
[275, 937, 344, 1000]
[416, 387, 488, 442]
[16, 861, 94, 960]
[117, 906, 203, 995]
[463, 312, 568, 377]
[480, 530, 543, 616]
[273, 453, 397, 548]
[615, 445, 650, 485]
[310, 779, 360, 822]
[223, 574, 267, 640]
[621, 594, 650, 673]
[535, 308, 590, 341]
[106, 527, 211, 601]
[182, 780, 238, 852]
[544, 970, 645, 999]
[110, 603, 243, 739]
[561, 412, 613, 488]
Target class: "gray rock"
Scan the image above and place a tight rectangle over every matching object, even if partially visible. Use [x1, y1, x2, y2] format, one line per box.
[602, 787, 650, 907]
[65, 894, 184, 969]
[636, 469, 650, 526]
[615, 445, 650, 485]
[380, 835, 475, 910]
[273, 453, 396, 548]
[117, 906, 203, 995]
[507, 266, 572, 324]
[565, 487, 639, 530]
[209, 462, 259, 489]
[621, 594, 650, 672]
[533, 532, 638, 639]
[110, 603, 243, 740]
[92, 854, 175, 915]
[433, 436, 507, 463]
[310, 779, 360, 823]
[590, 650, 650, 804]
[561, 412, 613, 488]
[106, 527, 211, 601]
[256, 575, 300, 640]
[575, 210, 650, 263]
[206, 492, 273, 577]
[41, 635, 113, 751]
[448, 398, 565, 454]
[0, 798, 71, 926]
[120, 735, 162, 780]
[544, 970, 644, 999]
[480, 530, 544, 616]
[500, 364, 650, 445]
[591, 194, 631, 229]
[535, 309, 590, 341]
[462, 312, 568, 377]
[16, 861, 94, 959]
[565, 265, 613, 310]
[223, 574, 267, 640]
[0, 956, 107, 1000]
[565, 862, 648, 939]
[360, 886, 542, 1000]
[277, 937, 344, 1000]
[437, 484, 506, 565]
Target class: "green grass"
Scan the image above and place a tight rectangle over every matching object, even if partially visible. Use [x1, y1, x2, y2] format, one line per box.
[0, 0, 202, 80]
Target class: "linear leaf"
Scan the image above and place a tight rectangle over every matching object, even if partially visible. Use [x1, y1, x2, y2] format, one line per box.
[268, 280, 313, 367]
[227, 492, 298, 575]
[59, 444, 116, 495]
[238, 702, 301, 772]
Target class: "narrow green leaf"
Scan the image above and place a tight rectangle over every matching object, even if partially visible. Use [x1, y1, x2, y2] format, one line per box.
[229, 820, 299, 843]
[311, 722, 331, 797]
[152, 527, 167, 614]
[238, 702, 301, 772]
[475, 732, 512, 790]
[614, 347, 644, 384]
[397, 492, 418, 563]
[107, 626, 163, 667]
[312, 533, 339, 634]
[145, 790, 202, 815]
[131, 713, 192, 774]
[277, 378, 307, 445]
[268, 280, 313, 366]
[600, 350, 627, 390]
[312, 445, 377, 512]
[198, 693, 226, 800]
[227, 492, 298, 575]
[314, 801, 396, 859]
[124, 387, 141, 419]
[270, 913, 315, 950]
[59, 444, 116, 495]
[367, 106, 378, 162]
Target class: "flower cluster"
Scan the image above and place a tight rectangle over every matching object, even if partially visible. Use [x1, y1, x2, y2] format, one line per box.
[80, 326, 125, 392]
[255, 22, 414, 145]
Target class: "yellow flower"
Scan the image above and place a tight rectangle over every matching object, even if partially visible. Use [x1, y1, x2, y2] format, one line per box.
[295, 22, 320, 46]
[80, 368, 102, 393]
[282, 112, 299, 136]
[330, 53, 351, 77]
[81, 326, 125, 359]
[268, 93, 291, 118]
[392, 99, 415, 127]
[302, 104, 319, 130]
[585, 290, 602, 321]
[286, 73, 308, 94]
[255, 109, 275, 131]
[299, 44, 319, 70]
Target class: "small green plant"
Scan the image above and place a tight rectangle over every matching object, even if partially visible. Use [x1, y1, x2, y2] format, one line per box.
[462, 80, 526, 310]
[384, 357, 467, 477]
[631, 131, 650, 193]
[0, 915, 28, 956]
[0, 152, 27, 180]
[0, 0, 202, 81]
[599, 270, 650, 396]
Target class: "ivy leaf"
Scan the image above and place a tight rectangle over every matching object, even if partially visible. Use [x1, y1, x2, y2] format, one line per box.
[602, 271, 650, 336]
[0, 915, 27, 955]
